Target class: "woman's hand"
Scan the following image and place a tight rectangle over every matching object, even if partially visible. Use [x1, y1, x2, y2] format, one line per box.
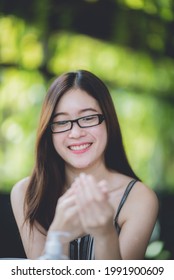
[49, 186, 84, 242]
[74, 173, 115, 238]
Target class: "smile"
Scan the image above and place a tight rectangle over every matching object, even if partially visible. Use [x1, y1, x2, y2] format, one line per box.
[68, 143, 92, 151]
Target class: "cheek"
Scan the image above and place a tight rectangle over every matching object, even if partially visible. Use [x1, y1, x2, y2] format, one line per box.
[94, 126, 108, 148]
[102, 129, 108, 152]
[100, 131, 107, 150]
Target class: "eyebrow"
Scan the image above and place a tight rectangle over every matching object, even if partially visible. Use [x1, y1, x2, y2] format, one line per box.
[53, 108, 98, 118]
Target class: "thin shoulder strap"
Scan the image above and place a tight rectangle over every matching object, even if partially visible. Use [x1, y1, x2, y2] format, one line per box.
[114, 179, 138, 224]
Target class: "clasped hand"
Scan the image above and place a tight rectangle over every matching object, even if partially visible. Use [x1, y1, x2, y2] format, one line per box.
[52, 173, 115, 242]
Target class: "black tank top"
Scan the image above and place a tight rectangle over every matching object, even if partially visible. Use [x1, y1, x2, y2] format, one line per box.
[70, 179, 138, 259]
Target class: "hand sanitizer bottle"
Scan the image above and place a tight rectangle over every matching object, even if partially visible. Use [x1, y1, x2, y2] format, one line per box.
[38, 231, 69, 260]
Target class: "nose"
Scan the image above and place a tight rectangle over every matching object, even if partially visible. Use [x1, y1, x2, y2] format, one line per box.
[68, 122, 86, 138]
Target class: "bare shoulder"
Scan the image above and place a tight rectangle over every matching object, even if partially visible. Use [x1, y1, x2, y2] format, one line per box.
[11, 177, 30, 203]
[10, 177, 30, 225]
[132, 181, 159, 209]
[124, 180, 159, 224]
[110, 172, 158, 208]
[113, 174, 159, 225]
[109, 172, 159, 214]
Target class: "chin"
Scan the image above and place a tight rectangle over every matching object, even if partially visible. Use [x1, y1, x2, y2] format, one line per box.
[68, 161, 93, 171]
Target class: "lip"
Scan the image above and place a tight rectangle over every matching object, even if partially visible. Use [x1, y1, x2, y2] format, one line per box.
[68, 142, 92, 154]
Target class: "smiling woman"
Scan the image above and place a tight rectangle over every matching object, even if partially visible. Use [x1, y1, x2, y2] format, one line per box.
[51, 88, 107, 171]
[10, 70, 159, 260]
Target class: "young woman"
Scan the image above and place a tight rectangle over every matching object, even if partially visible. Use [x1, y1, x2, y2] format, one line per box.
[11, 70, 158, 259]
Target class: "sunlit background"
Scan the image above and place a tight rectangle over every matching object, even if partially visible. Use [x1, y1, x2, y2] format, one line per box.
[0, 0, 174, 259]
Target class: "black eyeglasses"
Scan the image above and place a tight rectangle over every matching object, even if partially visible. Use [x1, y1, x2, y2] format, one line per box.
[50, 114, 105, 133]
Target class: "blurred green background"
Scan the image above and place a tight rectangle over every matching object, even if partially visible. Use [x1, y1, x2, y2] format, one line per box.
[0, 0, 174, 259]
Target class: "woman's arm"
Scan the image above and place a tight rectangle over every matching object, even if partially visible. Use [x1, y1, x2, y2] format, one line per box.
[10, 178, 47, 259]
[10, 178, 84, 259]
[118, 181, 159, 259]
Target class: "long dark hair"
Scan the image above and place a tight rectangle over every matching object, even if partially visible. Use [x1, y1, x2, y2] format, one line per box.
[25, 70, 139, 231]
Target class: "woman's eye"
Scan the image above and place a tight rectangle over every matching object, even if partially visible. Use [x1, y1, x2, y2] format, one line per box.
[83, 116, 96, 121]
[57, 121, 69, 126]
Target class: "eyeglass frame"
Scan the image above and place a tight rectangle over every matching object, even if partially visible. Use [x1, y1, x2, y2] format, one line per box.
[50, 113, 105, 133]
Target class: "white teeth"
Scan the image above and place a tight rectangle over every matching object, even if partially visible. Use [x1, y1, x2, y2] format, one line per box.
[69, 144, 91, 151]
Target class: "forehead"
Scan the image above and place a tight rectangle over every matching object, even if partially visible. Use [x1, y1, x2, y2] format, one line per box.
[55, 88, 101, 114]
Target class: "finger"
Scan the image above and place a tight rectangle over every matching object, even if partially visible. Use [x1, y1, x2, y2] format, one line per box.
[59, 187, 75, 202]
[74, 174, 93, 210]
[57, 193, 76, 211]
[97, 180, 109, 197]
[64, 204, 79, 219]
[84, 175, 105, 201]
[75, 174, 106, 206]
[71, 179, 79, 190]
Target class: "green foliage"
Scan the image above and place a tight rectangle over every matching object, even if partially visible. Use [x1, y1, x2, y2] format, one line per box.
[0, 67, 45, 191]
[0, 3, 174, 193]
[112, 91, 174, 190]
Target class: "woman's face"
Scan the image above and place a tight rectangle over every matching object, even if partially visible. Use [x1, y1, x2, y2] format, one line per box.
[52, 88, 107, 172]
